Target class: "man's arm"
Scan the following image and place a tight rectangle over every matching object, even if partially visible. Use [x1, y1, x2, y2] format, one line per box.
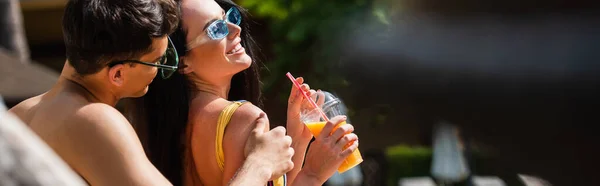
[221, 104, 266, 186]
[227, 113, 294, 186]
[62, 103, 171, 186]
[227, 154, 273, 186]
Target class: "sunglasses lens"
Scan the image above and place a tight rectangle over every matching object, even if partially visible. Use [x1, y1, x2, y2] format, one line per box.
[165, 48, 177, 66]
[161, 68, 175, 79]
[159, 54, 168, 65]
[227, 7, 241, 25]
[208, 20, 229, 40]
[161, 38, 179, 79]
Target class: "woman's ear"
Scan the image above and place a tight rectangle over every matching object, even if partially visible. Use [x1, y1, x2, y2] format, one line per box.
[178, 56, 193, 74]
[108, 64, 125, 87]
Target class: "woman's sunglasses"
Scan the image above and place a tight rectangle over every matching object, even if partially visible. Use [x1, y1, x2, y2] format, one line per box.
[109, 37, 179, 79]
[187, 7, 242, 50]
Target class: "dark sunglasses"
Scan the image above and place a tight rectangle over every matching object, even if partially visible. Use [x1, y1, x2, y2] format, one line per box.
[109, 37, 179, 79]
[187, 7, 242, 50]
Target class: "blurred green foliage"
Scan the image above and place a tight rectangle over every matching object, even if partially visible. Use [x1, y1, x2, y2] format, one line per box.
[241, 0, 394, 104]
[385, 145, 494, 186]
[385, 145, 433, 185]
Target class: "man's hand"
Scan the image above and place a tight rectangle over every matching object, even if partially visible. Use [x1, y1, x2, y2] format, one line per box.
[243, 113, 295, 181]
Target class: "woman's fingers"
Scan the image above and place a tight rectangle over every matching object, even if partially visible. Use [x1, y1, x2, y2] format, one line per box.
[336, 133, 358, 150]
[288, 77, 304, 104]
[340, 141, 359, 158]
[317, 115, 346, 141]
[330, 123, 354, 142]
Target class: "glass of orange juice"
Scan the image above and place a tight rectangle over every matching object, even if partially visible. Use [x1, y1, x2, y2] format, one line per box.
[300, 91, 363, 174]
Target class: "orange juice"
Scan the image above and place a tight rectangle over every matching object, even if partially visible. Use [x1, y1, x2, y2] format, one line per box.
[305, 121, 363, 173]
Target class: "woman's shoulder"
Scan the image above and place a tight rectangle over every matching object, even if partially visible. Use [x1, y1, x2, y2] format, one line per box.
[226, 100, 268, 133]
[188, 97, 229, 120]
[188, 98, 264, 127]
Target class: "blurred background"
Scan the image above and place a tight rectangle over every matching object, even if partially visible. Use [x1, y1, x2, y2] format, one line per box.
[2, 0, 600, 185]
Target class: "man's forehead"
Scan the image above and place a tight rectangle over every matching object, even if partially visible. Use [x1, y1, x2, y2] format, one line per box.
[141, 37, 168, 61]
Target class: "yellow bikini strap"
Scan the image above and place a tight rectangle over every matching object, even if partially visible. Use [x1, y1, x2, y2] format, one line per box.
[215, 101, 248, 171]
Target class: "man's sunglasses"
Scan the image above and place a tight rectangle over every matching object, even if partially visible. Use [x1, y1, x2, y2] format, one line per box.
[109, 37, 179, 79]
[187, 7, 242, 50]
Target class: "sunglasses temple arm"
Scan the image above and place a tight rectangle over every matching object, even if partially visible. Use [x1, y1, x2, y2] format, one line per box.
[159, 65, 178, 70]
[132, 61, 178, 69]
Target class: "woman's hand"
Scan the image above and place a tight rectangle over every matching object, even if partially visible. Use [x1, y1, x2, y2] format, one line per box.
[285, 77, 325, 184]
[296, 115, 359, 185]
[286, 77, 315, 143]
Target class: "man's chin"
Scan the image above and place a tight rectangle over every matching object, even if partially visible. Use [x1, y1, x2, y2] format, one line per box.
[130, 87, 149, 98]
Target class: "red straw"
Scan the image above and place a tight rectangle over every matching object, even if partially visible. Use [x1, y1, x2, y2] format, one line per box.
[286, 72, 330, 122]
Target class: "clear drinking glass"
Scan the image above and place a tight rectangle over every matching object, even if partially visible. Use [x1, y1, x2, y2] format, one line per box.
[300, 91, 363, 173]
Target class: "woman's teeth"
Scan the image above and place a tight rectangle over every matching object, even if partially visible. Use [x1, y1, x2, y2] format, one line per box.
[227, 44, 243, 54]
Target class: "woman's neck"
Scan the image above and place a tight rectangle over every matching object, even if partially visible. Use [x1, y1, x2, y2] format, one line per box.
[188, 74, 232, 100]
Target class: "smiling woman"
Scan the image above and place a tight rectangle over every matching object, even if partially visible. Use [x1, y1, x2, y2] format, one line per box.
[128, 0, 267, 185]
[126, 0, 264, 184]
[126, 1, 361, 186]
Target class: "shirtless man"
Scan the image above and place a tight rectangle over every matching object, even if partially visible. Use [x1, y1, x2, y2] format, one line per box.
[8, 0, 293, 185]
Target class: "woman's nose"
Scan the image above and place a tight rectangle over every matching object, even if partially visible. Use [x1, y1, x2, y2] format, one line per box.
[227, 22, 241, 39]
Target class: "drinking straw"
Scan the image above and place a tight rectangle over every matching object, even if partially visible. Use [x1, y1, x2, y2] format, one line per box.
[286, 72, 330, 122]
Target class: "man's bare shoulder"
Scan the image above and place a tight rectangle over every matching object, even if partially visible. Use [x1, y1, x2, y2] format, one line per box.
[8, 94, 43, 122]
[58, 103, 163, 185]
[66, 102, 136, 138]
[37, 102, 141, 156]
[9, 96, 41, 112]
[10, 90, 86, 125]
[72, 103, 123, 121]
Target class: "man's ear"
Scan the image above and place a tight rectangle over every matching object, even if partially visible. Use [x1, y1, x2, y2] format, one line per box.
[178, 56, 193, 74]
[108, 64, 125, 87]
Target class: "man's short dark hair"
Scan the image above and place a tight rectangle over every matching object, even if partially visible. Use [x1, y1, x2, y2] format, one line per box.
[62, 0, 179, 75]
